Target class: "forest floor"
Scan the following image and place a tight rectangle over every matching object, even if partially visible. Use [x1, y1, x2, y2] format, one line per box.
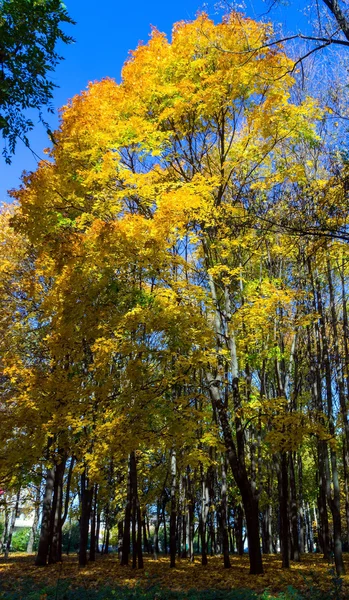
[0, 553, 348, 599]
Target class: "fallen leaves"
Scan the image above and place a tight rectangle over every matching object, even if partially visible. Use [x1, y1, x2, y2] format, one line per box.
[0, 553, 348, 595]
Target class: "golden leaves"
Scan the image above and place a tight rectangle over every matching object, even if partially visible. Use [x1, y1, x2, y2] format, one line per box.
[1, 554, 348, 596]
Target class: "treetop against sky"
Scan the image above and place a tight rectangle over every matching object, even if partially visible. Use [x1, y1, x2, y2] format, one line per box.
[0, 0, 312, 202]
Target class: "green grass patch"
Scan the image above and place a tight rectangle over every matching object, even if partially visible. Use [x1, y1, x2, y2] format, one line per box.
[0, 579, 346, 600]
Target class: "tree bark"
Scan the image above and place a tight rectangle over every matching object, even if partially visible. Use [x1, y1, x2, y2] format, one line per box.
[79, 470, 93, 567]
[221, 456, 231, 568]
[35, 466, 54, 566]
[49, 455, 66, 564]
[27, 482, 41, 554]
[89, 484, 98, 562]
[170, 448, 177, 568]
[5, 488, 20, 559]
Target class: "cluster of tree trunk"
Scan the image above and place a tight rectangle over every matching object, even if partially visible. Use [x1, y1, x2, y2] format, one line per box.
[2, 438, 345, 576]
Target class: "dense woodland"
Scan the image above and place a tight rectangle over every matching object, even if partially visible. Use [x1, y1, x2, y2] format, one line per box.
[1, 11, 349, 582]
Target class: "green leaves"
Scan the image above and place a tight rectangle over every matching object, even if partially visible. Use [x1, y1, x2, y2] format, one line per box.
[0, 0, 75, 162]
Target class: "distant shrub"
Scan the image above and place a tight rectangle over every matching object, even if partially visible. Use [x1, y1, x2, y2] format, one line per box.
[62, 521, 80, 554]
[11, 527, 31, 552]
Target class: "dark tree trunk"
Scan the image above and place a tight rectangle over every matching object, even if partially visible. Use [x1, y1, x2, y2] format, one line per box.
[89, 484, 98, 562]
[96, 511, 101, 554]
[208, 375, 263, 573]
[262, 505, 273, 555]
[136, 499, 144, 568]
[163, 501, 168, 556]
[105, 522, 110, 554]
[122, 457, 132, 565]
[130, 450, 143, 569]
[289, 452, 300, 562]
[142, 512, 149, 554]
[315, 271, 345, 576]
[200, 467, 209, 566]
[298, 455, 305, 554]
[153, 500, 161, 559]
[170, 449, 177, 568]
[79, 470, 93, 567]
[118, 521, 124, 562]
[221, 456, 231, 568]
[206, 277, 263, 574]
[49, 456, 66, 564]
[35, 466, 55, 566]
[305, 503, 314, 553]
[235, 505, 244, 556]
[280, 452, 290, 568]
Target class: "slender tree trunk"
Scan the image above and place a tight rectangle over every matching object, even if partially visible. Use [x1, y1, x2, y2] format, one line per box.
[221, 456, 231, 568]
[188, 468, 195, 563]
[136, 499, 144, 568]
[79, 470, 93, 567]
[280, 452, 290, 568]
[181, 475, 187, 558]
[208, 373, 263, 573]
[289, 452, 300, 561]
[200, 467, 209, 566]
[315, 271, 345, 575]
[206, 274, 263, 574]
[170, 449, 177, 568]
[0, 500, 9, 554]
[96, 510, 101, 554]
[35, 466, 55, 566]
[27, 483, 41, 553]
[142, 512, 149, 554]
[305, 503, 314, 553]
[89, 484, 98, 562]
[118, 521, 124, 563]
[163, 501, 168, 556]
[49, 456, 66, 564]
[5, 489, 20, 559]
[153, 500, 161, 559]
[298, 455, 305, 554]
[129, 450, 143, 569]
[235, 505, 244, 556]
[122, 457, 132, 565]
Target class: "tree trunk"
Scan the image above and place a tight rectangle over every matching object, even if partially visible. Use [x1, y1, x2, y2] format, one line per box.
[289, 452, 300, 561]
[298, 455, 305, 554]
[163, 501, 168, 556]
[96, 510, 101, 554]
[221, 456, 231, 567]
[170, 449, 177, 568]
[35, 466, 55, 566]
[209, 374, 263, 573]
[280, 452, 290, 568]
[206, 272, 263, 574]
[27, 483, 41, 554]
[122, 456, 132, 565]
[5, 489, 20, 559]
[0, 499, 9, 554]
[153, 500, 161, 559]
[200, 467, 209, 566]
[315, 270, 345, 575]
[89, 484, 98, 562]
[49, 456, 66, 564]
[118, 521, 124, 563]
[79, 470, 93, 567]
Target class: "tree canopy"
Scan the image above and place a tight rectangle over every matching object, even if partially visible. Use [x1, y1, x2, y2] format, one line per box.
[1, 9, 349, 591]
[0, 0, 74, 162]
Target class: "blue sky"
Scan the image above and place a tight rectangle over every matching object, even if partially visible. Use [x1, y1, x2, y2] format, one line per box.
[1, 0, 308, 202]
